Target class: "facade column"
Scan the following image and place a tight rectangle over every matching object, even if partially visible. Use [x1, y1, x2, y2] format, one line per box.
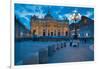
[54, 29, 56, 36]
[56, 27, 58, 36]
[56, 29, 58, 36]
[53, 29, 54, 36]
[64, 31, 65, 36]
[46, 28, 48, 36]
[61, 28, 63, 36]
[48, 28, 50, 36]
[49, 29, 51, 36]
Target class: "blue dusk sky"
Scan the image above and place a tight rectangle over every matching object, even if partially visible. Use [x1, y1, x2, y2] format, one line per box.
[15, 3, 94, 30]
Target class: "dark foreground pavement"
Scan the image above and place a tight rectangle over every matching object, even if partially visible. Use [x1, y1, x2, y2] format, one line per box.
[48, 46, 94, 63]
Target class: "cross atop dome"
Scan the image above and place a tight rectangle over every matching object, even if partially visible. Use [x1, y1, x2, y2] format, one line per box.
[31, 15, 38, 20]
[44, 7, 53, 20]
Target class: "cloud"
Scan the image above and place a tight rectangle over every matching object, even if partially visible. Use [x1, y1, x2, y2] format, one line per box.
[15, 5, 46, 19]
[73, 9, 78, 13]
[55, 7, 64, 15]
[63, 9, 82, 24]
[58, 15, 64, 20]
[85, 11, 93, 17]
[15, 4, 94, 29]
[23, 16, 30, 21]
[64, 13, 72, 20]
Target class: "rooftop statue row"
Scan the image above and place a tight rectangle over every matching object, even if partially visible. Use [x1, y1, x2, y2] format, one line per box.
[30, 10, 69, 23]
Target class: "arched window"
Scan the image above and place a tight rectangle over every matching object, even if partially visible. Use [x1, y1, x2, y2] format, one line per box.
[54, 30, 56, 36]
[58, 32, 60, 36]
[58, 30, 60, 36]
[51, 32, 53, 36]
[43, 29, 46, 36]
[33, 30, 36, 36]
[66, 31, 68, 36]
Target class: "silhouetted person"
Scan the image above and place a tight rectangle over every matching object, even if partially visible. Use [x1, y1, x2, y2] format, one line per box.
[84, 38, 87, 43]
[70, 40, 72, 47]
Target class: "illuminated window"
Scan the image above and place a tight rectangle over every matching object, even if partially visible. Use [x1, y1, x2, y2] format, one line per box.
[78, 34, 80, 37]
[85, 33, 89, 37]
[84, 19, 87, 25]
[20, 32, 23, 37]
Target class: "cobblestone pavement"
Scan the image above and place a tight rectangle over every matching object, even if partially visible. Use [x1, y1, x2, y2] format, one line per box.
[48, 46, 94, 63]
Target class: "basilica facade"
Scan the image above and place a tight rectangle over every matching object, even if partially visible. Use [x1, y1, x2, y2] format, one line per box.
[30, 11, 69, 37]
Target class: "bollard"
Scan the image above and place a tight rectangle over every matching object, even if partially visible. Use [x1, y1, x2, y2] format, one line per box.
[23, 52, 39, 65]
[64, 42, 66, 47]
[56, 43, 60, 50]
[39, 48, 48, 64]
[53, 44, 57, 52]
[48, 45, 55, 56]
[61, 42, 64, 48]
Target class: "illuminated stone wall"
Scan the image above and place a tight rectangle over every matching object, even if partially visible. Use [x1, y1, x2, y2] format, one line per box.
[31, 19, 69, 37]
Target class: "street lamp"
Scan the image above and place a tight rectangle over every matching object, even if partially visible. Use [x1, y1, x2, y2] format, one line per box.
[71, 10, 81, 39]
[69, 10, 81, 47]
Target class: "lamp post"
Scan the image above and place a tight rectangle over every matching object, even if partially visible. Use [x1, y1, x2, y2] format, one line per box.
[71, 10, 81, 39]
[70, 10, 81, 47]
